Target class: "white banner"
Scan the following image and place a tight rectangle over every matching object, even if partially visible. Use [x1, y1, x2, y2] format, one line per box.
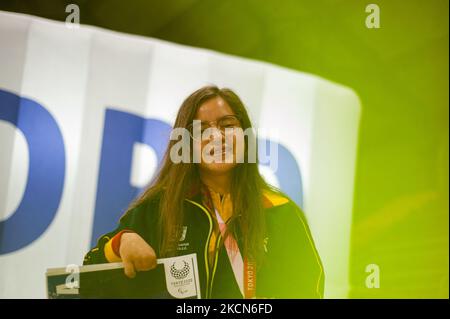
[0, 11, 360, 298]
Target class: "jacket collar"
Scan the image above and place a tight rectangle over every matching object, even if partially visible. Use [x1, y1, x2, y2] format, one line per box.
[186, 181, 289, 209]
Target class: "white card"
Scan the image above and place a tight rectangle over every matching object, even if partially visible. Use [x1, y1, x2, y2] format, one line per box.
[158, 253, 201, 299]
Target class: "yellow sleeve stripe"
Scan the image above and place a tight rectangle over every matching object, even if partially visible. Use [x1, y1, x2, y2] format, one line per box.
[262, 189, 290, 207]
[295, 212, 324, 298]
[104, 238, 122, 263]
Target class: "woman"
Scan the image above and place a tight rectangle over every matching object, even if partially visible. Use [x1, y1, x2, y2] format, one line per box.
[83, 85, 324, 298]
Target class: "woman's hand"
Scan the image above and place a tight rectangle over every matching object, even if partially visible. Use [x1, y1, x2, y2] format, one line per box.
[119, 232, 157, 278]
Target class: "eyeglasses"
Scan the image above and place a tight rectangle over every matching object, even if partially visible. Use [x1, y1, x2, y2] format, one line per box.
[186, 115, 242, 140]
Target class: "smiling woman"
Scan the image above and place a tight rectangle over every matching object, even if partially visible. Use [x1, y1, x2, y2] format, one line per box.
[83, 85, 324, 298]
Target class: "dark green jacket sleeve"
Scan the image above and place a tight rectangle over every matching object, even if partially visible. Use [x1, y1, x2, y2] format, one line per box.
[261, 201, 325, 298]
[83, 198, 159, 265]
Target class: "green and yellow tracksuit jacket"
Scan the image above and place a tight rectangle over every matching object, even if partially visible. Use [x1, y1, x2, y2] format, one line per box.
[83, 188, 324, 299]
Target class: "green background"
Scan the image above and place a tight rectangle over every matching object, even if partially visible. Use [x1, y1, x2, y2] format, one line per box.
[1, 0, 448, 298]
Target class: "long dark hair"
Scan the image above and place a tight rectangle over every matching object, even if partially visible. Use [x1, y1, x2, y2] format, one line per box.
[126, 85, 274, 263]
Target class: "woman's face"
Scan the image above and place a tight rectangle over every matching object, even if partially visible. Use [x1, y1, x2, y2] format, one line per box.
[193, 96, 243, 175]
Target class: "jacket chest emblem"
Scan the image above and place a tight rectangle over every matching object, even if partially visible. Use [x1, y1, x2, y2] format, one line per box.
[179, 226, 188, 241]
[177, 226, 190, 251]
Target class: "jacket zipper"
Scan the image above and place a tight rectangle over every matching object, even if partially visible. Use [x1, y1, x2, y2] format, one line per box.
[185, 199, 215, 299]
[208, 234, 222, 298]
